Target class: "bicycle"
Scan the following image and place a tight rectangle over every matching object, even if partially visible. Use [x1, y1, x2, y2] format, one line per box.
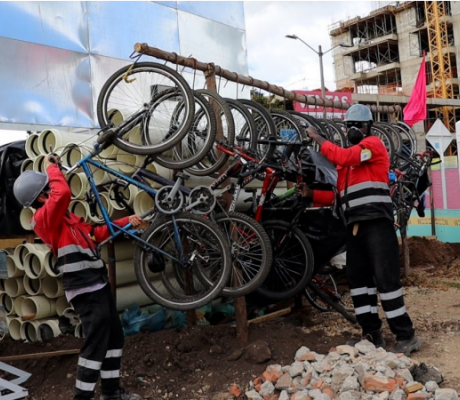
[390, 149, 437, 235]
[57, 125, 233, 311]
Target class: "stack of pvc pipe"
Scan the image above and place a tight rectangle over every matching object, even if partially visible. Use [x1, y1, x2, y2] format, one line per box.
[1, 244, 70, 342]
[1, 239, 154, 342]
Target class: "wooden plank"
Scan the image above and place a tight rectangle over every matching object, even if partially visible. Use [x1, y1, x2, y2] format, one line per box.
[248, 307, 291, 326]
[0, 349, 80, 362]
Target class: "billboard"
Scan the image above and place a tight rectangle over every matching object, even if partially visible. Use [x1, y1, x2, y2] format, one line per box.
[293, 90, 353, 119]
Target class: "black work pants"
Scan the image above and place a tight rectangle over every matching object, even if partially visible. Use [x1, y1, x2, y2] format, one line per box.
[71, 284, 125, 400]
[346, 218, 415, 341]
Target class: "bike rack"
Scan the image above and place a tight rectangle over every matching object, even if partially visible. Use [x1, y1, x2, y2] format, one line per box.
[133, 43, 401, 114]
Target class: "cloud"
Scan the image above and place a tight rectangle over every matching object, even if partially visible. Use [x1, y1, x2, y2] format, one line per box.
[244, 1, 375, 92]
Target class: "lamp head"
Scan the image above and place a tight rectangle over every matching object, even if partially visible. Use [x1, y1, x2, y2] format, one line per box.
[285, 34, 298, 40]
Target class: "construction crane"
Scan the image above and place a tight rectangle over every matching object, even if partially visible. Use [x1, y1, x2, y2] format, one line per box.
[424, 1, 457, 154]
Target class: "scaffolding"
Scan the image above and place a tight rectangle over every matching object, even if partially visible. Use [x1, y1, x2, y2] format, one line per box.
[425, 0, 457, 154]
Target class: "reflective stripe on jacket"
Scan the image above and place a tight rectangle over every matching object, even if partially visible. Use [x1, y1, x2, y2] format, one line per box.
[320, 136, 393, 224]
[32, 165, 130, 291]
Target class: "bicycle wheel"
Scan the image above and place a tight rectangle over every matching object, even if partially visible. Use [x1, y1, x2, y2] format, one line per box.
[186, 89, 236, 176]
[214, 212, 273, 298]
[152, 91, 217, 170]
[306, 280, 357, 323]
[304, 274, 338, 312]
[134, 213, 231, 310]
[97, 62, 195, 155]
[256, 220, 314, 301]
[238, 99, 277, 162]
[224, 98, 257, 151]
[372, 125, 395, 165]
[269, 110, 305, 159]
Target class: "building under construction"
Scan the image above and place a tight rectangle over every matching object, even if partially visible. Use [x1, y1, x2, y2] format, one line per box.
[329, 1, 460, 153]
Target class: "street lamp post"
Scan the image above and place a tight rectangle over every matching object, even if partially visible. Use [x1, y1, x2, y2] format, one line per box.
[286, 34, 342, 119]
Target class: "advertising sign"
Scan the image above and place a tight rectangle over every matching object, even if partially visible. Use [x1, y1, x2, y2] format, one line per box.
[293, 90, 353, 119]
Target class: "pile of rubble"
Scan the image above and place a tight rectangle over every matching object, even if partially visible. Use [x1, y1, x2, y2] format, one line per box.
[229, 340, 453, 400]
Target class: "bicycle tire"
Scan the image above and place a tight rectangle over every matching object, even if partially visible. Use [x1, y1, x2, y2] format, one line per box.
[372, 125, 396, 165]
[134, 213, 231, 310]
[306, 280, 357, 324]
[304, 274, 338, 312]
[224, 98, 257, 151]
[256, 220, 314, 301]
[268, 110, 305, 158]
[186, 89, 236, 176]
[97, 62, 195, 156]
[152, 91, 217, 170]
[214, 212, 273, 298]
[238, 99, 277, 162]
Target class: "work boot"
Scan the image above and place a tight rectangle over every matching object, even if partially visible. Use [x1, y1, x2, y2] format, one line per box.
[393, 335, 422, 356]
[100, 388, 143, 400]
[346, 330, 386, 349]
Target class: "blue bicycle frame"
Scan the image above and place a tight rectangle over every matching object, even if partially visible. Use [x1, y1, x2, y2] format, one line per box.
[65, 144, 184, 262]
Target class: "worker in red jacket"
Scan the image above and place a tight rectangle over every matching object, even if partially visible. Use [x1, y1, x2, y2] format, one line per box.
[306, 104, 421, 356]
[13, 155, 143, 400]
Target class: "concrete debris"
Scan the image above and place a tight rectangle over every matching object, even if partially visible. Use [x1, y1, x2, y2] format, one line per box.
[233, 340, 457, 400]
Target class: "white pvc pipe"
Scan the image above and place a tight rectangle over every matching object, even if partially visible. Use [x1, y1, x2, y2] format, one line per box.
[100, 241, 136, 262]
[115, 152, 145, 175]
[20, 320, 41, 343]
[44, 251, 61, 278]
[13, 243, 49, 271]
[4, 277, 26, 297]
[38, 129, 90, 155]
[133, 190, 155, 216]
[19, 208, 35, 231]
[23, 251, 47, 279]
[8, 317, 23, 341]
[6, 255, 24, 278]
[42, 276, 64, 298]
[25, 133, 40, 159]
[21, 296, 57, 320]
[39, 319, 61, 340]
[61, 142, 92, 168]
[67, 172, 88, 200]
[89, 192, 111, 224]
[74, 322, 85, 338]
[13, 295, 27, 317]
[69, 200, 91, 224]
[56, 296, 71, 317]
[33, 154, 46, 173]
[91, 165, 110, 185]
[0, 292, 15, 315]
[23, 275, 44, 296]
[20, 158, 34, 173]
[144, 162, 175, 188]
[3, 248, 14, 256]
[116, 283, 154, 312]
[114, 260, 136, 286]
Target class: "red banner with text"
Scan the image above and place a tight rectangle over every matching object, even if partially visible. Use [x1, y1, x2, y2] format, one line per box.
[293, 90, 353, 119]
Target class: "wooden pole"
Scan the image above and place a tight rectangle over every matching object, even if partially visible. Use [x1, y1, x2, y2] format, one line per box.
[204, 64, 249, 344]
[133, 43, 401, 114]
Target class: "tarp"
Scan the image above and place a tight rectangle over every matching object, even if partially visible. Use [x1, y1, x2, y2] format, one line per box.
[0, 141, 28, 235]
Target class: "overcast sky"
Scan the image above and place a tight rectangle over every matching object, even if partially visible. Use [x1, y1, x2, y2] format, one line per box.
[244, 1, 383, 91]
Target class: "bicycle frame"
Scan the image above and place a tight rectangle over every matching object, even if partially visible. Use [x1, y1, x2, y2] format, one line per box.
[66, 151, 185, 262]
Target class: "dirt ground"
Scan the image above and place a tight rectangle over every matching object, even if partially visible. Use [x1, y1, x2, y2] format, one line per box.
[1, 236, 460, 400]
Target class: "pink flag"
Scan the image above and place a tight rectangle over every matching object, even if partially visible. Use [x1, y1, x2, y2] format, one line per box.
[403, 53, 427, 127]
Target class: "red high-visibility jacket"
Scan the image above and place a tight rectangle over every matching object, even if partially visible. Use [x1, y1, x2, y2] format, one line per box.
[320, 136, 393, 224]
[31, 165, 129, 290]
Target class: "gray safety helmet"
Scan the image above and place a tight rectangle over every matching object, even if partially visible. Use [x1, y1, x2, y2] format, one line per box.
[13, 170, 49, 208]
[344, 104, 373, 122]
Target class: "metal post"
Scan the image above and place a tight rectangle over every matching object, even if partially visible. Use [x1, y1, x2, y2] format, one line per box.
[318, 45, 327, 119]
